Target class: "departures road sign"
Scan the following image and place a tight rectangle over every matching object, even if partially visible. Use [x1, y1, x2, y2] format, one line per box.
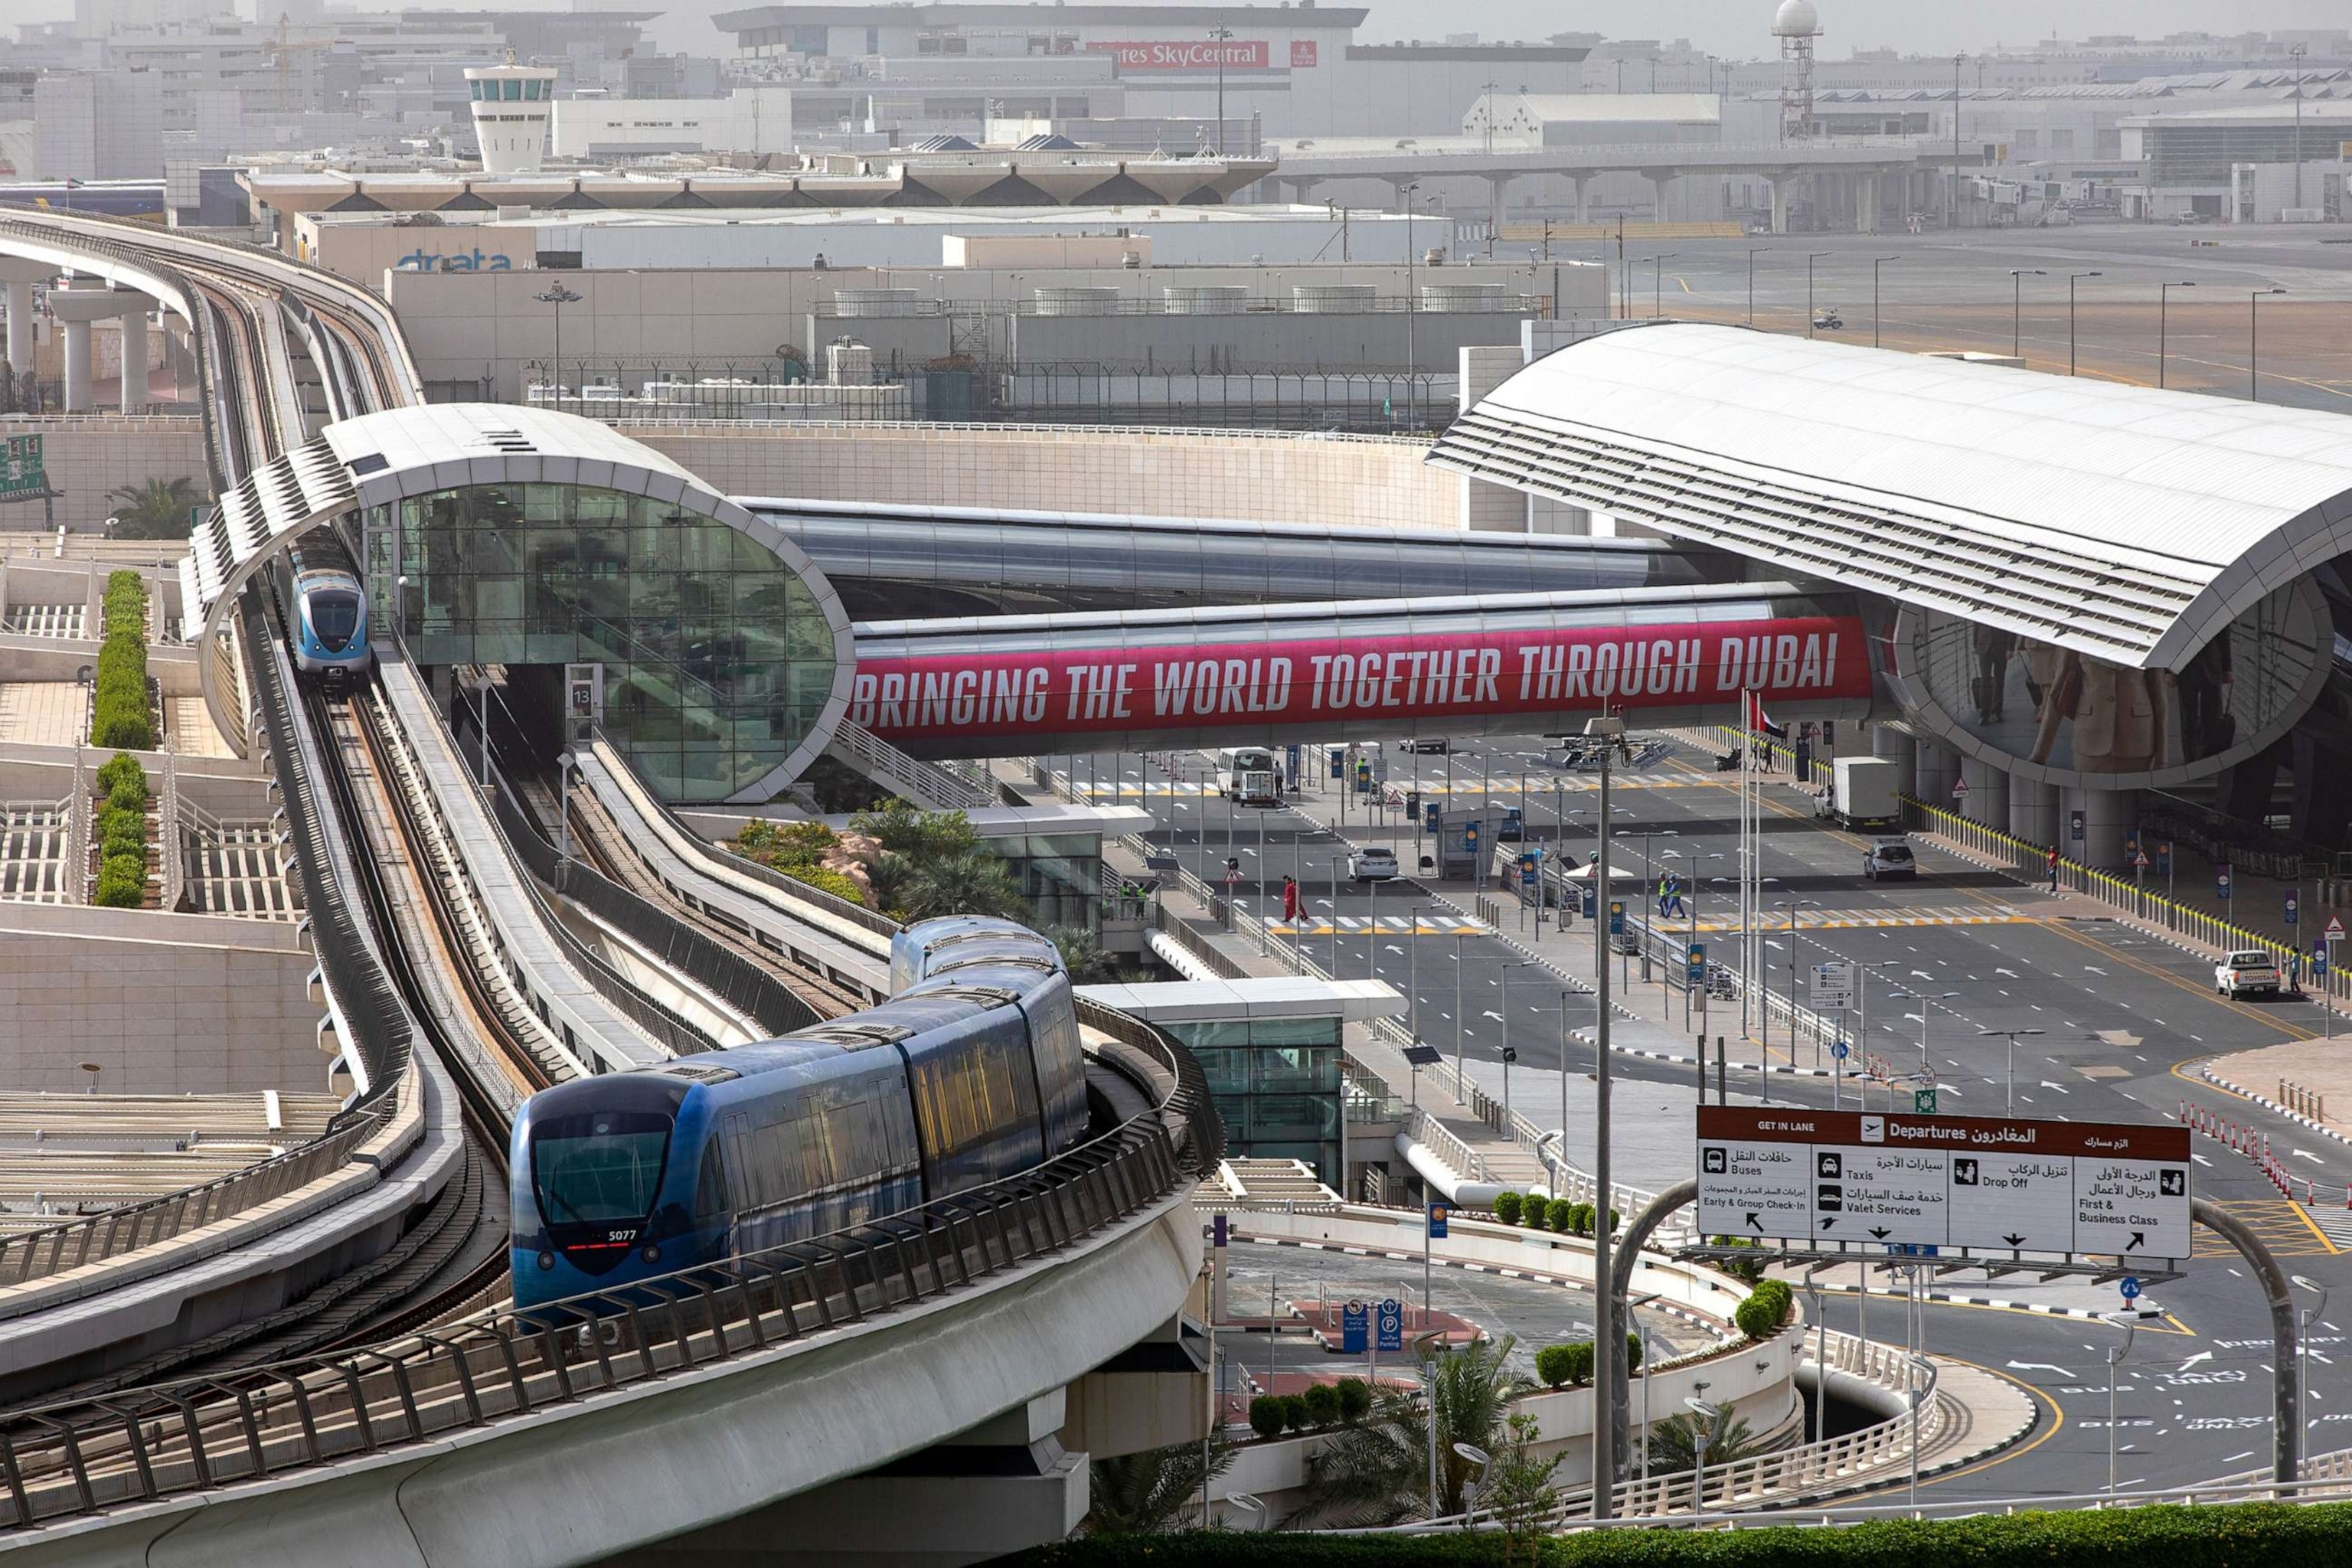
[1696, 1106, 2191, 1259]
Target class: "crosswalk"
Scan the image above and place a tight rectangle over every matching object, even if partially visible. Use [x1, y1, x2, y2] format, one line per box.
[1052, 773, 1709, 800]
[1681, 903, 2036, 933]
[2298, 1201, 2352, 1253]
[1266, 915, 1491, 937]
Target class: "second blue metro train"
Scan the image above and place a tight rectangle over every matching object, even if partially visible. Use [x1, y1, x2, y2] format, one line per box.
[286, 530, 372, 687]
[509, 918, 1089, 1311]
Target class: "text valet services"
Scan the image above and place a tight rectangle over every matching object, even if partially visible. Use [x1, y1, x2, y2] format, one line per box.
[851, 616, 1867, 743]
[1695, 1106, 2191, 1259]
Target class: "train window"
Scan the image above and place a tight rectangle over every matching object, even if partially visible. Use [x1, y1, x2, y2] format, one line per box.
[531, 1109, 671, 1227]
[309, 590, 361, 652]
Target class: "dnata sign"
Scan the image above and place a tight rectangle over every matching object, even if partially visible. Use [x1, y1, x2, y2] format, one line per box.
[397, 247, 515, 273]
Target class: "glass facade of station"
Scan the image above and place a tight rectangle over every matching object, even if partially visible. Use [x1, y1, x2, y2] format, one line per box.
[363, 482, 838, 802]
[1166, 1014, 1342, 1184]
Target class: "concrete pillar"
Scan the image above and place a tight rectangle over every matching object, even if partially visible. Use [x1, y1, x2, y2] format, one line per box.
[1459, 345, 1528, 532]
[1857, 172, 1881, 234]
[1958, 754, 2007, 828]
[1913, 739, 1957, 810]
[1485, 174, 1514, 240]
[117, 307, 149, 416]
[1870, 724, 1916, 779]
[60, 318, 91, 413]
[1575, 178, 1595, 224]
[2061, 785, 2136, 869]
[2, 279, 31, 376]
[1645, 170, 1674, 220]
[2009, 773, 2059, 849]
[1769, 178, 1790, 235]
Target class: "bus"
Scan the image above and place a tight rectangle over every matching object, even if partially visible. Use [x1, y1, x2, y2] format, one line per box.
[1214, 746, 1282, 806]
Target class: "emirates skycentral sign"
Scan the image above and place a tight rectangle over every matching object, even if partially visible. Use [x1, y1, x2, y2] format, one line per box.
[1086, 38, 1270, 70]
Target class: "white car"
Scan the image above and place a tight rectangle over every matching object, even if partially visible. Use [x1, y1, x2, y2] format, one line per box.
[1350, 846, 1400, 881]
[1861, 839, 1916, 881]
[2216, 949, 2281, 999]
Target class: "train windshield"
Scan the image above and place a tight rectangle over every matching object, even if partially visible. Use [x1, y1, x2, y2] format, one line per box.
[531, 1109, 672, 1227]
[309, 590, 360, 652]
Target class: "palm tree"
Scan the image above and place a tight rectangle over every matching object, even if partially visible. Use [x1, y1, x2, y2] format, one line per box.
[1083, 1441, 1236, 1535]
[106, 477, 202, 540]
[892, 848, 1028, 922]
[1293, 1335, 1528, 1527]
[1642, 1410, 1762, 1476]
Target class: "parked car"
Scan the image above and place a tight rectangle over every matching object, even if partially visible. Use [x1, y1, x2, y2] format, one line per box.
[2215, 949, 2281, 999]
[1861, 838, 1917, 881]
[1349, 846, 1401, 881]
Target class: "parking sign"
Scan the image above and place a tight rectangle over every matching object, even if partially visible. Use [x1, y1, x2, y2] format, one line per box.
[1376, 1298, 1404, 1352]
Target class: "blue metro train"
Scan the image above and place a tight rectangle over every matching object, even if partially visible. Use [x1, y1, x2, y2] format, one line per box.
[509, 918, 1089, 1311]
[286, 531, 372, 686]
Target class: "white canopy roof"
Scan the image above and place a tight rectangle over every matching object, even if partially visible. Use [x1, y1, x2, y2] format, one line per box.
[1428, 322, 2352, 669]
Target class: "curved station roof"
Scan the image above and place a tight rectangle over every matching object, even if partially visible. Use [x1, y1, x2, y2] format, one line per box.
[1428, 322, 2352, 670]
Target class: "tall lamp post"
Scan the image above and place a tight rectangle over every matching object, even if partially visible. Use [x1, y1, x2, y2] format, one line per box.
[2100, 1310, 2137, 1498]
[1401, 181, 1421, 425]
[2007, 268, 2045, 363]
[1585, 714, 1627, 1518]
[1890, 987, 1958, 1076]
[1746, 246, 1772, 325]
[2158, 280, 2195, 389]
[2291, 41, 2309, 211]
[1949, 54, 1965, 230]
[534, 282, 582, 415]
[1640, 253, 1677, 318]
[2251, 286, 2286, 400]
[1804, 251, 1831, 338]
[2295, 1273, 2328, 1465]
[1977, 1026, 2046, 1112]
[2066, 270, 2102, 375]
[1871, 254, 1898, 348]
[1209, 21, 1233, 155]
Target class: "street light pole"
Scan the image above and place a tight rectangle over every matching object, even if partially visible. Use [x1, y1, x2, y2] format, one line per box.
[2292, 42, 2308, 211]
[2251, 286, 2286, 400]
[534, 283, 583, 415]
[1401, 181, 1420, 423]
[2066, 270, 2101, 376]
[1871, 254, 1898, 348]
[2159, 280, 2195, 389]
[2101, 1311, 2138, 1498]
[1746, 247, 1771, 325]
[1209, 20, 1233, 155]
[1804, 252, 1830, 338]
[1950, 54, 1965, 231]
[1645, 253, 1675, 318]
[2007, 268, 2045, 363]
[1586, 715, 1624, 1517]
[1978, 1027, 2046, 1112]
[2295, 1274, 2328, 1467]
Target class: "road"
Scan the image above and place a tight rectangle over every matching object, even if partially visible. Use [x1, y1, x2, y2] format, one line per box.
[1050, 730, 2352, 1499]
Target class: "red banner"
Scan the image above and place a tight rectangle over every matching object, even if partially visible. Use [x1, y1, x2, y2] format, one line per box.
[851, 615, 1869, 745]
[1086, 38, 1269, 70]
[1289, 39, 1318, 67]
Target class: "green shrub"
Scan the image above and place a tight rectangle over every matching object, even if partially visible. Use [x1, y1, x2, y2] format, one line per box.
[1534, 1343, 1578, 1388]
[90, 577, 155, 751]
[1283, 1395, 1314, 1433]
[1334, 1377, 1370, 1423]
[1626, 1331, 1644, 1374]
[783, 865, 871, 908]
[107, 778, 146, 815]
[1246, 1395, 1285, 1441]
[1302, 1381, 1341, 1427]
[1491, 1191, 1522, 1227]
[93, 854, 144, 908]
[1752, 1279, 1793, 1323]
[1734, 1295, 1782, 1341]
[1709, 1236, 1766, 1284]
[1544, 1197, 1573, 1233]
[96, 753, 145, 795]
[1571, 1202, 1596, 1236]
[1604, 1206, 1621, 1235]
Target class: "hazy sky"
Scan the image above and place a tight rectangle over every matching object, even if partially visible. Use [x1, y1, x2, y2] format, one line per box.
[18, 0, 2350, 59]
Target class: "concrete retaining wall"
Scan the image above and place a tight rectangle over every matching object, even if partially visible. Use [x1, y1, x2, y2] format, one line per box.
[0, 904, 325, 1094]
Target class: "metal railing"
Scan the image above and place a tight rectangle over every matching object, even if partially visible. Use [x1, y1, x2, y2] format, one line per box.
[1544, 1327, 1954, 1522]
[825, 720, 995, 812]
[0, 1023, 1210, 1533]
[0, 1102, 393, 1292]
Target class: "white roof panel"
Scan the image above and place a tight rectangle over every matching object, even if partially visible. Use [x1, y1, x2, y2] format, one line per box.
[1428, 323, 2352, 668]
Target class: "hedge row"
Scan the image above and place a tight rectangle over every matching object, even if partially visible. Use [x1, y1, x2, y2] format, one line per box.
[1022, 1502, 2352, 1564]
[1246, 1379, 1372, 1439]
[91, 571, 153, 750]
[92, 753, 149, 908]
[1490, 1193, 1618, 1238]
[1534, 1335, 1642, 1390]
